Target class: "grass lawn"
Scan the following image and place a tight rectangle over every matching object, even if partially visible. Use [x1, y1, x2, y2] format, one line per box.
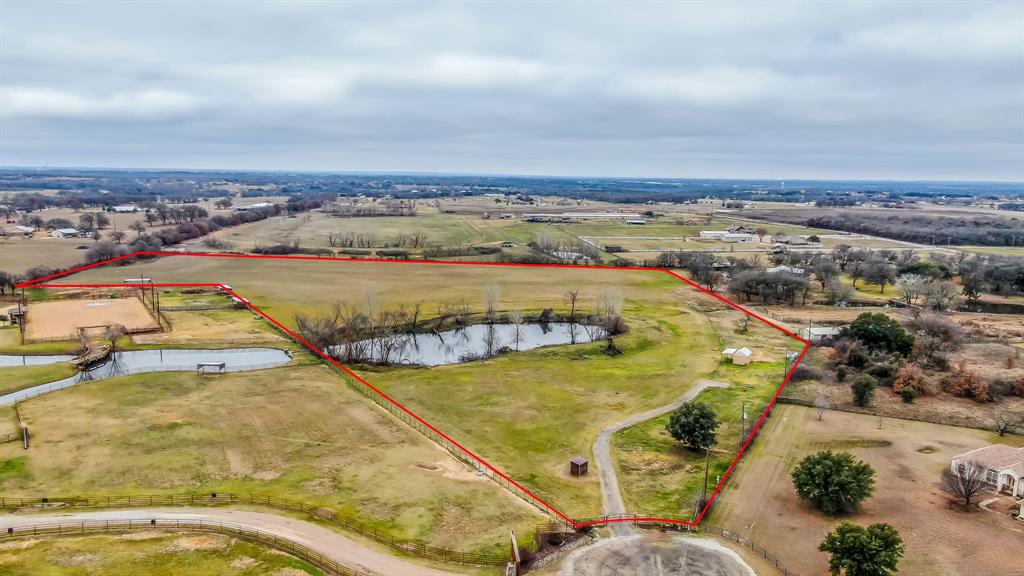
[0, 327, 81, 356]
[0, 362, 76, 396]
[0, 532, 322, 576]
[960, 245, 1024, 256]
[610, 361, 788, 519]
[0, 363, 541, 555]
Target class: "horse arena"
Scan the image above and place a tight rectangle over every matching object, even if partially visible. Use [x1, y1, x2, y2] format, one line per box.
[24, 297, 161, 341]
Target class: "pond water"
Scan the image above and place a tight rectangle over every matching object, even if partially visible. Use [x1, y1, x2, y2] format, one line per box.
[0, 348, 291, 405]
[328, 322, 604, 367]
[957, 301, 1024, 315]
[0, 354, 76, 367]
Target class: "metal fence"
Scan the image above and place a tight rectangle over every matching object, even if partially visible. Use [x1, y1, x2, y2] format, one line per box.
[0, 518, 368, 576]
[160, 304, 238, 311]
[0, 493, 511, 566]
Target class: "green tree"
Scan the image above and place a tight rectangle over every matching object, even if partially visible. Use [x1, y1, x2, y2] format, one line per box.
[851, 375, 877, 407]
[792, 451, 875, 515]
[841, 312, 914, 356]
[666, 402, 719, 450]
[819, 522, 904, 576]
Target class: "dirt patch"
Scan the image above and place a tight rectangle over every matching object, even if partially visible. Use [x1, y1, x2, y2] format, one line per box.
[559, 534, 755, 576]
[414, 457, 488, 482]
[119, 530, 169, 541]
[25, 297, 160, 341]
[0, 538, 41, 550]
[231, 555, 260, 569]
[172, 534, 231, 551]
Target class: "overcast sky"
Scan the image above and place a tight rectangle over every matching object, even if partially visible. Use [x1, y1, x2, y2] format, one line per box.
[1, 1, 1021, 181]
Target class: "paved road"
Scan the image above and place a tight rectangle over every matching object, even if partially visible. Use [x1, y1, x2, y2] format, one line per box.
[593, 379, 730, 537]
[0, 508, 464, 576]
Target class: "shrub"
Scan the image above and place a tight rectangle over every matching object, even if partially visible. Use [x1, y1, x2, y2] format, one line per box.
[836, 365, 847, 382]
[900, 387, 917, 403]
[892, 364, 933, 397]
[943, 361, 992, 403]
[852, 375, 877, 407]
[866, 362, 897, 385]
[791, 364, 826, 382]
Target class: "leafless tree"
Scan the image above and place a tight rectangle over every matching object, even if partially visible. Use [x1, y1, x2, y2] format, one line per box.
[942, 460, 988, 507]
[564, 288, 580, 321]
[994, 411, 1023, 437]
[485, 284, 500, 323]
[814, 387, 831, 421]
[896, 273, 926, 305]
[509, 310, 525, 351]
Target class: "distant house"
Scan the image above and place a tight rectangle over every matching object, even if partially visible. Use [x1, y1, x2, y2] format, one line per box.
[767, 265, 806, 275]
[51, 228, 80, 239]
[727, 225, 755, 234]
[234, 202, 274, 212]
[699, 230, 727, 240]
[625, 219, 647, 225]
[4, 225, 34, 237]
[776, 235, 810, 246]
[798, 326, 843, 344]
[499, 213, 514, 220]
[112, 204, 139, 213]
[951, 444, 1024, 499]
[722, 347, 753, 366]
[722, 233, 754, 243]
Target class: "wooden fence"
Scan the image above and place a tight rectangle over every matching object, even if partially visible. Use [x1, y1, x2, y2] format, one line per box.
[0, 493, 511, 566]
[0, 518, 368, 576]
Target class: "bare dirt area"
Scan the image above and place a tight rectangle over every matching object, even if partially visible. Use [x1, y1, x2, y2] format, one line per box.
[712, 404, 1024, 576]
[24, 297, 160, 341]
[555, 534, 756, 576]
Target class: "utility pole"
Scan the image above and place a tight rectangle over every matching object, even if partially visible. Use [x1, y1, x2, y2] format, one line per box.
[739, 401, 748, 452]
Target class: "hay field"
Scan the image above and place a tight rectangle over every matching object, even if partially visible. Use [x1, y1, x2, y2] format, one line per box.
[0, 236, 91, 275]
[0, 363, 541, 555]
[25, 297, 160, 341]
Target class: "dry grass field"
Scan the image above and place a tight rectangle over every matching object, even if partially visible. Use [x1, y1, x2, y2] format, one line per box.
[711, 405, 1024, 576]
[58, 255, 802, 518]
[0, 236, 92, 274]
[24, 297, 160, 341]
[0, 363, 541, 555]
[0, 531, 321, 576]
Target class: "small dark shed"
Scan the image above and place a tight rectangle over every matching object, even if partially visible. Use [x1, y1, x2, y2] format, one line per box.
[569, 456, 589, 476]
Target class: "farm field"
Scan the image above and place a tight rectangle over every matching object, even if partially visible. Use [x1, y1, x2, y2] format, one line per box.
[0, 363, 541, 556]
[0, 236, 92, 275]
[192, 211, 508, 253]
[710, 405, 1024, 576]
[0, 531, 322, 576]
[55, 255, 799, 519]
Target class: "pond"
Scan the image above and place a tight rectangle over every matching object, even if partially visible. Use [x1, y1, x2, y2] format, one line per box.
[957, 301, 1024, 315]
[0, 348, 292, 405]
[328, 322, 605, 367]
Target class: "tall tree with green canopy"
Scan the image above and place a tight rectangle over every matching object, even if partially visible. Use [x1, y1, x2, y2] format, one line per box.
[819, 522, 904, 576]
[792, 451, 875, 515]
[841, 312, 914, 356]
[665, 402, 719, 450]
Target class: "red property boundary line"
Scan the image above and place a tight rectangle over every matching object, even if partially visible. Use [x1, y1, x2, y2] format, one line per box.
[16, 251, 810, 529]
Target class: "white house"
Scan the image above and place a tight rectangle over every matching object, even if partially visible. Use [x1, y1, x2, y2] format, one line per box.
[722, 347, 753, 366]
[112, 204, 139, 213]
[722, 233, 754, 243]
[51, 228, 80, 238]
[798, 326, 843, 344]
[768, 265, 806, 275]
[951, 444, 1024, 498]
[4, 225, 34, 237]
[625, 219, 647, 225]
[234, 202, 274, 212]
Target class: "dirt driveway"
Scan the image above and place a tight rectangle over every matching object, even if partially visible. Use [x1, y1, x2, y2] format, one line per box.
[711, 404, 1024, 575]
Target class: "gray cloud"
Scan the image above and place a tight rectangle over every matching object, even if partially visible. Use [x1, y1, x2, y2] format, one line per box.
[1, 1, 1021, 181]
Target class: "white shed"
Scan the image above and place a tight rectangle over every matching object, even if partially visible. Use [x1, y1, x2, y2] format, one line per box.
[722, 347, 754, 366]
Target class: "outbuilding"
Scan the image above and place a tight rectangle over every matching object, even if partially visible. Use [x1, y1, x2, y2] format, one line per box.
[722, 347, 753, 366]
[569, 456, 589, 476]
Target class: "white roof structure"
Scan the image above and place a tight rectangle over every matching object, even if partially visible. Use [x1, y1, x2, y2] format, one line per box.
[768, 265, 806, 274]
[722, 347, 752, 356]
[55, 228, 79, 235]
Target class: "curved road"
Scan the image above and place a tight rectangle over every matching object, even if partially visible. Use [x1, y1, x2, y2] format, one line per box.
[594, 379, 730, 536]
[0, 508, 463, 576]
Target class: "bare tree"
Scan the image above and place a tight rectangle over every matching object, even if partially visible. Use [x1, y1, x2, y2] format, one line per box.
[895, 274, 926, 305]
[994, 411, 1023, 437]
[485, 284, 500, 323]
[564, 288, 580, 321]
[509, 310, 525, 351]
[942, 460, 988, 507]
[814, 386, 831, 421]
